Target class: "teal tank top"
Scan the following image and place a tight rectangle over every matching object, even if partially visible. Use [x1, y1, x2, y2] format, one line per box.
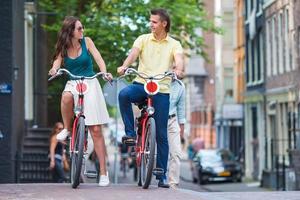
[64, 37, 95, 79]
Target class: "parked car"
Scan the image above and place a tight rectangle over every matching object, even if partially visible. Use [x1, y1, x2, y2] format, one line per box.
[191, 149, 243, 185]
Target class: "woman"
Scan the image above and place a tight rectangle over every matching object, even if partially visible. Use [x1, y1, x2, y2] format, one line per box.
[48, 16, 112, 186]
[49, 122, 67, 183]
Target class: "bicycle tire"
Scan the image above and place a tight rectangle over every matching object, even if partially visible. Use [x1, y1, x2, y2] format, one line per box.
[137, 134, 142, 186]
[141, 117, 156, 189]
[71, 116, 85, 188]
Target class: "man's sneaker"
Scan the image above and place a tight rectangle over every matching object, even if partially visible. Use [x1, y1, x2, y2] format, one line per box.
[56, 129, 70, 141]
[169, 183, 178, 189]
[158, 179, 170, 188]
[98, 172, 109, 187]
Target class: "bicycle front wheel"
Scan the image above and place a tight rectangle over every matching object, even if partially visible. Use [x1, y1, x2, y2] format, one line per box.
[71, 116, 85, 188]
[140, 117, 156, 189]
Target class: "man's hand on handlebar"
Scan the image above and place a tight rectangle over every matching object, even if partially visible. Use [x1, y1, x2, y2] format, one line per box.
[117, 66, 128, 75]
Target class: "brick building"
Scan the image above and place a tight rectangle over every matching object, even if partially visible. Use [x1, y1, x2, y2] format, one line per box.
[185, 0, 216, 148]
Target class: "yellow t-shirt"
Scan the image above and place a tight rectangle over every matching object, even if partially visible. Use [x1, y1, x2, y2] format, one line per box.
[133, 33, 183, 93]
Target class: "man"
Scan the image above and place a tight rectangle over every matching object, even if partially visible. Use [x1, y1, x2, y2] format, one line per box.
[117, 8, 184, 188]
[168, 78, 185, 189]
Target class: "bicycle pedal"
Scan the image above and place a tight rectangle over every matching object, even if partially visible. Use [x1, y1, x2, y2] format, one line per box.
[122, 138, 136, 146]
[84, 170, 97, 178]
[152, 168, 164, 176]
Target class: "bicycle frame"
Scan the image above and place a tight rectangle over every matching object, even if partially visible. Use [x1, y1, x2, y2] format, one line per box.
[135, 97, 153, 167]
[49, 68, 109, 153]
[48, 68, 110, 187]
[70, 79, 87, 154]
[119, 68, 179, 168]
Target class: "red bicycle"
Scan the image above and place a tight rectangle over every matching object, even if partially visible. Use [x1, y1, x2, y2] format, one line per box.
[48, 68, 110, 188]
[119, 68, 179, 189]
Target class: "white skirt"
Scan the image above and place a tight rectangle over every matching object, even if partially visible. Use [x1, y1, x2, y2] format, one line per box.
[63, 79, 110, 126]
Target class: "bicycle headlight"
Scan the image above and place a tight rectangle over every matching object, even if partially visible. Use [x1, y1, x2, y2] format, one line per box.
[144, 81, 159, 95]
[147, 106, 155, 115]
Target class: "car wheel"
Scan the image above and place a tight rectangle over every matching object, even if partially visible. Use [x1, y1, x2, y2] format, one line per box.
[193, 177, 198, 183]
[233, 172, 242, 182]
[237, 175, 242, 182]
[198, 172, 206, 185]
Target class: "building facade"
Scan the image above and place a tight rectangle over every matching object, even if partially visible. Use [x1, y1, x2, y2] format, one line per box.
[244, 0, 266, 180]
[0, 0, 49, 183]
[0, 0, 25, 183]
[186, 0, 216, 148]
[214, 0, 244, 158]
[262, 0, 299, 189]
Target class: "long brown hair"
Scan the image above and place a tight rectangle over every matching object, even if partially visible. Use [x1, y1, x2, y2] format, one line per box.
[52, 16, 81, 64]
[49, 122, 64, 140]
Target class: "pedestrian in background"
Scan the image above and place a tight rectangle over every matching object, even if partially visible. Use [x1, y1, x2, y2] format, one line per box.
[168, 76, 185, 189]
[49, 122, 67, 183]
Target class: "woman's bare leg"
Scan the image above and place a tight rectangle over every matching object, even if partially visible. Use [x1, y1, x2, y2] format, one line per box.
[89, 125, 107, 176]
[61, 92, 73, 131]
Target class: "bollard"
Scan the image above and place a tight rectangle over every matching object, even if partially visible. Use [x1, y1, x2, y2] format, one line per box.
[283, 155, 286, 191]
[276, 155, 279, 190]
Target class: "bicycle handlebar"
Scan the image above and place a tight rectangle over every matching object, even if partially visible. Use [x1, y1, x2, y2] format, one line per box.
[119, 67, 183, 86]
[48, 68, 110, 82]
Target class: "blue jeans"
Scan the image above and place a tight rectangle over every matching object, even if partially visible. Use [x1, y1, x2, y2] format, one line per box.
[118, 82, 170, 180]
[52, 158, 65, 183]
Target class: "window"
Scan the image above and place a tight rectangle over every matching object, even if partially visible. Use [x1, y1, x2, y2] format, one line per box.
[246, 30, 264, 85]
[283, 9, 288, 72]
[246, 38, 252, 83]
[292, 32, 296, 70]
[272, 16, 278, 75]
[278, 13, 284, 74]
[251, 39, 256, 82]
[251, 0, 255, 11]
[298, 28, 300, 67]
[285, 9, 292, 71]
[247, 0, 252, 20]
[258, 31, 264, 81]
[257, 0, 261, 12]
[266, 20, 272, 76]
[245, 0, 248, 20]
[223, 12, 234, 46]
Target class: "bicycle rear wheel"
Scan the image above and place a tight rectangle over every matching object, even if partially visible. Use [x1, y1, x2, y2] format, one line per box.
[71, 116, 85, 188]
[140, 117, 156, 189]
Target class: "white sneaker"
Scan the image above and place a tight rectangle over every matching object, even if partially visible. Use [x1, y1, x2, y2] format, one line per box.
[98, 172, 110, 187]
[56, 129, 70, 141]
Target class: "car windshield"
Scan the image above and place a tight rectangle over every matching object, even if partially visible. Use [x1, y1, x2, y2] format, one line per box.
[200, 150, 234, 163]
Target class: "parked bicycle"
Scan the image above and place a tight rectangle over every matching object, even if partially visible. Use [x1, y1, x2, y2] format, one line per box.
[118, 68, 182, 189]
[118, 142, 129, 178]
[48, 68, 111, 188]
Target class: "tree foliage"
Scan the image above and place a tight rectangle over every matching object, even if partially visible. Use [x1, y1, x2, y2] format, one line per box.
[40, 0, 222, 73]
[41, 0, 222, 122]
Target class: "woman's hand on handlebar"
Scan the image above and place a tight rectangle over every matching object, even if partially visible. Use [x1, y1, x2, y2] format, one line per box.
[48, 67, 58, 76]
[103, 72, 113, 82]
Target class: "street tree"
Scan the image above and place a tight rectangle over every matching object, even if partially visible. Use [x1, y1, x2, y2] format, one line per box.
[41, 0, 222, 121]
